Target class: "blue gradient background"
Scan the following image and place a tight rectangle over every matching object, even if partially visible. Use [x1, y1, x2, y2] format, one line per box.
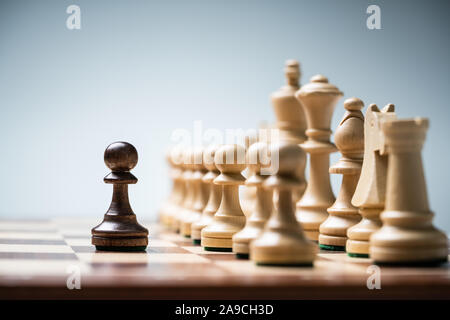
[1, 0, 449, 232]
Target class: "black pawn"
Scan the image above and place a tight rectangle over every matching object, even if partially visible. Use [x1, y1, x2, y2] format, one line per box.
[91, 141, 148, 251]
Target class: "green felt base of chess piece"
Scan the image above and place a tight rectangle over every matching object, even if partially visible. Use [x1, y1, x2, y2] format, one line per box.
[95, 245, 147, 252]
[236, 253, 249, 260]
[184, 235, 191, 238]
[319, 244, 346, 251]
[192, 239, 201, 245]
[347, 252, 369, 258]
[256, 262, 314, 267]
[204, 247, 232, 252]
[374, 257, 448, 267]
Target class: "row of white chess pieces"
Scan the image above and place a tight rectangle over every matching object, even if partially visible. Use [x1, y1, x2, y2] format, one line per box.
[159, 70, 448, 266]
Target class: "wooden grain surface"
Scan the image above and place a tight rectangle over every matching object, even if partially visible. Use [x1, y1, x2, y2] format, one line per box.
[0, 219, 449, 299]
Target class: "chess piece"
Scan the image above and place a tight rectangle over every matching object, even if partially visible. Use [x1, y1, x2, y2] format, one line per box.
[271, 60, 308, 204]
[347, 104, 396, 257]
[370, 118, 448, 265]
[158, 146, 183, 228]
[157, 149, 170, 226]
[240, 131, 258, 217]
[191, 145, 221, 244]
[251, 142, 316, 266]
[167, 145, 187, 232]
[91, 142, 148, 251]
[271, 59, 307, 144]
[233, 142, 273, 259]
[319, 98, 364, 251]
[295, 75, 342, 241]
[180, 147, 209, 237]
[173, 148, 195, 233]
[201, 144, 247, 251]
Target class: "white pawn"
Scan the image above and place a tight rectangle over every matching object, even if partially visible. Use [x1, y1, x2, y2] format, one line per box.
[201, 144, 247, 251]
[174, 148, 195, 234]
[191, 145, 221, 244]
[233, 142, 273, 259]
[251, 142, 317, 266]
[165, 145, 186, 231]
[157, 148, 174, 227]
[180, 147, 209, 237]
[240, 131, 258, 218]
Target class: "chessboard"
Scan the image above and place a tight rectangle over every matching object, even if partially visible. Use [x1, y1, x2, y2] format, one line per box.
[0, 218, 449, 299]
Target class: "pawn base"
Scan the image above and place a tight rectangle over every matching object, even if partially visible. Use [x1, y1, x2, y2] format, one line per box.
[180, 222, 193, 238]
[191, 216, 214, 241]
[91, 214, 149, 251]
[250, 233, 317, 266]
[204, 247, 232, 252]
[201, 235, 233, 250]
[374, 257, 448, 267]
[232, 242, 250, 256]
[256, 262, 313, 267]
[318, 234, 347, 248]
[347, 252, 369, 258]
[236, 253, 249, 259]
[190, 232, 201, 242]
[370, 223, 448, 266]
[319, 244, 345, 251]
[370, 245, 448, 266]
[232, 223, 265, 256]
[346, 239, 369, 256]
[95, 245, 147, 252]
[91, 235, 148, 250]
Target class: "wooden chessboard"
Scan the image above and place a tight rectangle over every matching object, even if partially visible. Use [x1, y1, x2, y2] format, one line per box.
[0, 218, 449, 299]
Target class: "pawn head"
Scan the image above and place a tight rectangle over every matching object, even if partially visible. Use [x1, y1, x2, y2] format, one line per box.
[104, 141, 138, 172]
[192, 146, 206, 171]
[247, 142, 270, 175]
[169, 144, 185, 168]
[344, 97, 364, 111]
[203, 144, 220, 172]
[273, 142, 306, 177]
[244, 130, 258, 150]
[264, 142, 306, 190]
[182, 147, 195, 171]
[214, 144, 246, 174]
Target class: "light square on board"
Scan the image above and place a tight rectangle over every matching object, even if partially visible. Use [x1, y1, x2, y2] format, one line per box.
[0, 244, 74, 254]
[0, 232, 63, 240]
[0, 259, 87, 276]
